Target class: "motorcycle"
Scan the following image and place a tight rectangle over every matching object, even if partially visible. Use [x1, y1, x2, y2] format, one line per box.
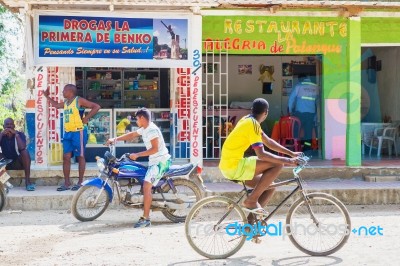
[71, 145, 205, 223]
[0, 158, 13, 212]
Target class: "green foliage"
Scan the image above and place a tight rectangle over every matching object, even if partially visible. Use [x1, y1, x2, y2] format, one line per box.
[0, 5, 25, 130]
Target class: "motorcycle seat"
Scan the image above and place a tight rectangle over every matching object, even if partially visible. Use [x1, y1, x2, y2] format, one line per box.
[0, 158, 12, 168]
[164, 163, 194, 177]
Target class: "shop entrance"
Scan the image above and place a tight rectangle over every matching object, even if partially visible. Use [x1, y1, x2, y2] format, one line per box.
[73, 67, 171, 162]
[361, 47, 400, 160]
[202, 53, 323, 160]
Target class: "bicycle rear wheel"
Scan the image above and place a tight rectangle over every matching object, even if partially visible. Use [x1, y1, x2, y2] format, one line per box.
[185, 196, 247, 259]
[286, 192, 351, 256]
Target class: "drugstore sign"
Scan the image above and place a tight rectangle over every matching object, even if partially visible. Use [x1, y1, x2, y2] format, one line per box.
[34, 13, 191, 67]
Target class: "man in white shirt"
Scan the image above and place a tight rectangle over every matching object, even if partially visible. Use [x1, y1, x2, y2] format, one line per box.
[106, 108, 171, 228]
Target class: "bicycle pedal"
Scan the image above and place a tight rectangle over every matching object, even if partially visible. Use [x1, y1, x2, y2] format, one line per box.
[251, 236, 262, 244]
[256, 213, 268, 219]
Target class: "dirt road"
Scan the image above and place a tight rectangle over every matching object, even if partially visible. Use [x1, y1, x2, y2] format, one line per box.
[0, 205, 399, 266]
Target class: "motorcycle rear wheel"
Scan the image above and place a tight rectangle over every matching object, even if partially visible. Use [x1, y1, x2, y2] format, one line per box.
[0, 184, 5, 212]
[71, 185, 110, 222]
[161, 178, 202, 223]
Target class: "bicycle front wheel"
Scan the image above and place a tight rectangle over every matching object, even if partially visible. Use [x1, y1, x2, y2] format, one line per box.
[286, 192, 351, 256]
[185, 196, 247, 259]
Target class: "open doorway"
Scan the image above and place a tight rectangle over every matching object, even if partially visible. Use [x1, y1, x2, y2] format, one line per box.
[361, 47, 400, 160]
[202, 54, 323, 159]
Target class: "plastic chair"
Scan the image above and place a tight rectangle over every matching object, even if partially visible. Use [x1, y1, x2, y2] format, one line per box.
[369, 127, 398, 157]
[203, 116, 226, 158]
[228, 116, 237, 125]
[279, 116, 302, 152]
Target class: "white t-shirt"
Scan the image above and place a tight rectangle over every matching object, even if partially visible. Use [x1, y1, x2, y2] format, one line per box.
[137, 122, 171, 166]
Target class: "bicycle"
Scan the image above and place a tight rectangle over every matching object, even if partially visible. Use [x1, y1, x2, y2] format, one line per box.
[184, 155, 351, 259]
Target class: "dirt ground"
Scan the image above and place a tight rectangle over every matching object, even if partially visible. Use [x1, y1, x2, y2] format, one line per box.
[0, 204, 399, 266]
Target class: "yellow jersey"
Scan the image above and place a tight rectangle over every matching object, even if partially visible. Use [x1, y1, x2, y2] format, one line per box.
[116, 118, 131, 136]
[219, 116, 263, 170]
[64, 96, 84, 132]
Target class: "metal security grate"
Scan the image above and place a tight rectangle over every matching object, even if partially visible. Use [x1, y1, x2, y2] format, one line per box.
[202, 40, 229, 159]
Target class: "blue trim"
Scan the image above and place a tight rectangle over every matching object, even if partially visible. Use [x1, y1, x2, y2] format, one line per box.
[82, 177, 113, 202]
[251, 142, 263, 149]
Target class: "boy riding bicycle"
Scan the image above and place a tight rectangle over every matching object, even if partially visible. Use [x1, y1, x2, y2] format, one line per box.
[219, 98, 302, 219]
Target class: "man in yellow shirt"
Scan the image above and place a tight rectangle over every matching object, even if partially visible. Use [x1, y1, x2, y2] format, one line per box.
[116, 116, 132, 136]
[44, 84, 100, 191]
[219, 98, 302, 214]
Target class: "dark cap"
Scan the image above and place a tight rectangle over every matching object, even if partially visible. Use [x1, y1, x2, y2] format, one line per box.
[252, 98, 269, 115]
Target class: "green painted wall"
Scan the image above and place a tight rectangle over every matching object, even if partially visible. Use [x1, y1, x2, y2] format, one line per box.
[347, 18, 362, 166]
[361, 18, 400, 43]
[202, 16, 349, 98]
[203, 16, 353, 161]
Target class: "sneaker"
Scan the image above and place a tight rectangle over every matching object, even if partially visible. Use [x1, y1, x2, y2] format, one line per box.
[134, 216, 151, 228]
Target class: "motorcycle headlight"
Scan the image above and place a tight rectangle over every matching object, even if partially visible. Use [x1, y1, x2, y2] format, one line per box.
[96, 157, 106, 172]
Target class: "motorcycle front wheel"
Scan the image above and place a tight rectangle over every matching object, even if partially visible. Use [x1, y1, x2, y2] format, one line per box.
[71, 185, 110, 222]
[161, 178, 202, 223]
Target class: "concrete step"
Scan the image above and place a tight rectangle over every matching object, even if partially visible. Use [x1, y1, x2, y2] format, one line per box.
[364, 175, 400, 182]
[4, 180, 400, 211]
[7, 163, 400, 186]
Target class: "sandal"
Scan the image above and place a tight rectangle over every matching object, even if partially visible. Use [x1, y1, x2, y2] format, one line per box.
[57, 185, 70, 191]
[241, 206, 269, 216]
[26, 184, 36, 191]
[71, 184, 82, 191]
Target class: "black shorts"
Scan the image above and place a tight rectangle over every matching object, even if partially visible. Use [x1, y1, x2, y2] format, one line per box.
[5, 156, 23, 170]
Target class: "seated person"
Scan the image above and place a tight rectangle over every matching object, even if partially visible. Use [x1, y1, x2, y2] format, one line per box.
[219, 98, 301, 220]
[0, 118, 34, 191]
[106, 108, 171, 228]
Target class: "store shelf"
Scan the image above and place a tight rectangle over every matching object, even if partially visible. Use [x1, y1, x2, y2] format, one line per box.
[124, 90, 158, 92]
[85, 109, 113, 146]
[76, 68, 162, 108]
[123, 69, 160, 107]
[91, 99, 121, 101]
[87, 89, 122, 92]
[87, 79, 122, 82]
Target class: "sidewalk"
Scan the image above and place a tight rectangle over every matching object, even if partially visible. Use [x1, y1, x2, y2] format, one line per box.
[8, 159, 400, 185]
[4, 180, 400, 211]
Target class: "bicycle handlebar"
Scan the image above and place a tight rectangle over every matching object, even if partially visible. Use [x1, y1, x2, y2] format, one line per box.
[293, 154, 310, 175]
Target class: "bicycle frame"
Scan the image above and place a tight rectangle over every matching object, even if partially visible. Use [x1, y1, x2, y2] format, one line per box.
[222, 162, 317, 225]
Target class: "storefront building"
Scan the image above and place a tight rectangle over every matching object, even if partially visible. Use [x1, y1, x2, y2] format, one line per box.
[1, 1, 400, 167]
[360, 17, 400, 160]
[200, 4, 400, 166]
[17, 5, 205, 167]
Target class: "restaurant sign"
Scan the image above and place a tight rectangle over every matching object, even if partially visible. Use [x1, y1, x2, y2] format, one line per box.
[203, 16, 348, 55]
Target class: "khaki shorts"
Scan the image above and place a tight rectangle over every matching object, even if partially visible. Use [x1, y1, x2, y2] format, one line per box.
[220, 156, 257, 181]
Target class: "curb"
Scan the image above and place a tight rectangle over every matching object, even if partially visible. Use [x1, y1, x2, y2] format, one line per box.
[4, 181, 400, 211]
